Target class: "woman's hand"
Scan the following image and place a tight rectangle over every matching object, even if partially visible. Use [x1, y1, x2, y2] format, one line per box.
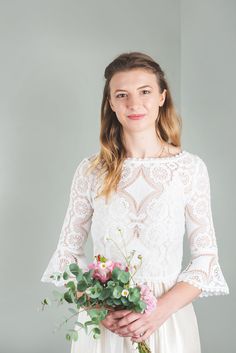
[100, 309, 132, 334]
[112, 301, 172, 342]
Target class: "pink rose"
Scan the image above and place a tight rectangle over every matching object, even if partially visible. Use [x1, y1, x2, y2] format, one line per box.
[138, 283, 157, 313]
[88, 258, 124, 283]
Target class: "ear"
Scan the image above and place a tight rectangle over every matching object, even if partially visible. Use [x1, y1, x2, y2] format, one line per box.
[159, 89, 167, 107]
[108, 98, 115, 112]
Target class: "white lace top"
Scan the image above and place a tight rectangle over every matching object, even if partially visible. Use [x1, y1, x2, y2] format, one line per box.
[41, 150, 229, 298]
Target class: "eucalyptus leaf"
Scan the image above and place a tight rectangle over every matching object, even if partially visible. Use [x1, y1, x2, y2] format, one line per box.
[111, 267, 120, 280]
[65, 333, 71, 341]
[118, 271, 130, 284]
[74, 322, 84, 329]
[83, 270, 94, 284]
[112, 286, 123, 299]
[69, 263, 80, 276]
[91, 327, 101, 339]
[42, 298, 51, 305]
[63, 272, 69, 280]
[64, 291, 73, 303]
[121, 297, 129, 306]
[86, 320, 95, 326]
[66, 281, 76, 291]
[113, 298, 122, 305]
[77, 295, 87, 306]
[77, 279, 88, 292]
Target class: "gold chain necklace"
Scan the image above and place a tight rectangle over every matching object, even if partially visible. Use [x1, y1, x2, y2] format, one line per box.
[156, 143, 165, 157]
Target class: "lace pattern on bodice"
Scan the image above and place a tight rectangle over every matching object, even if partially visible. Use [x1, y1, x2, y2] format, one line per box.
[41, 151, 229, 298]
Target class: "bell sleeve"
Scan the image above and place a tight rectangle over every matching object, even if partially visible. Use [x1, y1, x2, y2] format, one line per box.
[176, 155, 229, 297]
[40, 157, 94, 287]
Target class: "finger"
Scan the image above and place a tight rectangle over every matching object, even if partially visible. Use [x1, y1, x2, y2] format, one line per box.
[117, 312, 142, 328]
[131, 329, 151, 343]
[109, 309, 132, 319]
[116, 322, 146, 337]
[131, 325, 148, 338]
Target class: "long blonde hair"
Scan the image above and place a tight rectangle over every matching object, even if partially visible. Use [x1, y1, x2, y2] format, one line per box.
[86, 51, 182, 203]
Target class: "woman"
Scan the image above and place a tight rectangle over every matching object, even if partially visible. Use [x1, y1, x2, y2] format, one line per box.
[41, 52, 229, 353]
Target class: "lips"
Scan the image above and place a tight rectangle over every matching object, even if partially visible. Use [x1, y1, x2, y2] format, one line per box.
[127, 114, 145, 120]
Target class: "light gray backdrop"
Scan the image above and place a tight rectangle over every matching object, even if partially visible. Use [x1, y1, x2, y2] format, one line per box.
[0, 1, 235, 352]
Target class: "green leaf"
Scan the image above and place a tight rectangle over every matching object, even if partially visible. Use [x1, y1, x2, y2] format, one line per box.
[99, 287, 111, 300]
[65, 333, 71, 341]
[113, 298, 122, 306]
[69, 263, 81, 276]
[111, 267, 120, 281]
[67, 329, 79, 341]
[83, 270, 94, 285]
[77, 279, 88, 291]
[91, 327, 101, 339]
[87, 308, 107, 322]
[77, 294, 87, 306]
[128, 288, 140, 303]
[66, 281, 76, 291]
[121, 297, 129, 306]
[107, 280, 116, 288]
[118, 271, 130, 284]
[63, 271, 69, 280]
[42, 297, 51, 305]
[89, 284, 103, 299]
[84, 320, 95, 327]
[86, 309, 99, 319]
[76, 273, 83, 282]
[106, 298, 114, 306]
[134, 301, 147, 312]
[64, 291, 73, 303]
[50, 272, 62, 281]
[99, 255, 107, 262]
[74, 322, 84, 329]
[112, 286, 123, 299]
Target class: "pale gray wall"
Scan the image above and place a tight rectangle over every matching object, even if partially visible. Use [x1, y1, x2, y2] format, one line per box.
[180, 1, 235, 352]
[0, 1, 234, 353]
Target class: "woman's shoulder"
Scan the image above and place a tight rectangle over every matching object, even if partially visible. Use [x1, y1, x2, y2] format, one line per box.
[76, 152, 101, 177]
[167, 145, 205, 164]
[77, 152, 99, 164]
[179, 149, 210, 183]
[182, 149, 208, 166]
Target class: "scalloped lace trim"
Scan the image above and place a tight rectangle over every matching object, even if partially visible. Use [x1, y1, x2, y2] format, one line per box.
[177, 279, 230, 298]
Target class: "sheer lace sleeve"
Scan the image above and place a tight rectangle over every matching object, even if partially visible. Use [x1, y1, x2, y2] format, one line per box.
[40, 157, 94, 287]
[176, 156, 229, 297]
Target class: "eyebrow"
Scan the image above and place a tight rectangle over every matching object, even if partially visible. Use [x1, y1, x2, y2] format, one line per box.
[114, 85, 152, 93]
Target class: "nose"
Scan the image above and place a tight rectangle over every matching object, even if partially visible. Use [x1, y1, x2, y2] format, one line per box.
[126, 94, 141, 110]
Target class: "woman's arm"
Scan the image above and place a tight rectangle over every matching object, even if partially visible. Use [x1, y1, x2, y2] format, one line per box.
[157, 281, 202, 316]
[113, 282, 201, 342]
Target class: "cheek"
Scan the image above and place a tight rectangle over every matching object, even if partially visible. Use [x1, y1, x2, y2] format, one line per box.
[113, 103, 126, 117]
[146, 97, 159, 108]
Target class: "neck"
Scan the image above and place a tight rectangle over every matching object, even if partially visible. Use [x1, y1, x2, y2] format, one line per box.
[123, 130, 165, 158]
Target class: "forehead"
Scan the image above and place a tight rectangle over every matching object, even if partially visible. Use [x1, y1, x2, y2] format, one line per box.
[109, 68, 158, 90]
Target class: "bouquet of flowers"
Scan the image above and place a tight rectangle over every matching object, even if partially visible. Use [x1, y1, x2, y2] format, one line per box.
[41, 229, 157, 353]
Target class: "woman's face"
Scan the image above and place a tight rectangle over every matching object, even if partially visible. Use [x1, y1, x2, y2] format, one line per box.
[108, 68, 166, 133]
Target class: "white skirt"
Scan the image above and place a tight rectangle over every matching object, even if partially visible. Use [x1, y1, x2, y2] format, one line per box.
[71, 278, 201, 353]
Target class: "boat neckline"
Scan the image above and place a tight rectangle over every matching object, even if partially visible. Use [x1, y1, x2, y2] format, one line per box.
[123, 150, 186, 162]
